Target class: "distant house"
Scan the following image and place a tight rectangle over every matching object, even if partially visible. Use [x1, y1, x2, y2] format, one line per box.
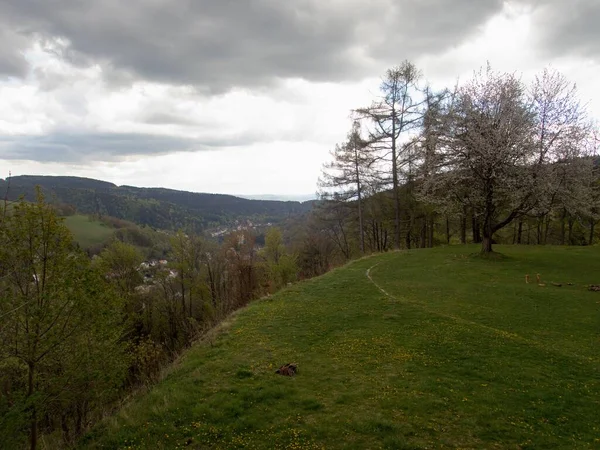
[135, 285, 151, 295]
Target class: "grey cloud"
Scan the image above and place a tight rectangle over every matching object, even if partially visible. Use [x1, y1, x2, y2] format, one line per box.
[0, 130, 266, 163]
[0, 29, 30, 77]
[142, 112, 204, 126]
[0, 0, 505, 91]
[369, 1, 505, 58]
[524, 0, 600, 60]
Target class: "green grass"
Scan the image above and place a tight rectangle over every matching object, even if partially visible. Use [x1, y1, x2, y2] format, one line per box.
[64, 214, 115, 249]
[80, 245, 600, 449]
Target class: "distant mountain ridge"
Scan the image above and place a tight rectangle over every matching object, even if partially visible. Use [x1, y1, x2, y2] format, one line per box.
[238, 194, 317, 202]
[0, 175, 315, 233]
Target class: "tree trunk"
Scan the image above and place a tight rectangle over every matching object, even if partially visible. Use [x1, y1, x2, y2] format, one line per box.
[568, 217, 574, 245]
[517, 219, 523, 244]
[28, 362, 37, 450]
[75, 400, 85, 437]
[357, 198, 365, 254]
[560, 209, 567, 245]
[371, 220, 378, 252]
[445, 217, 450, 244]
[543, 215, 551, 245]
[589, 218, 595, 246]
[460, 210, 467, 244]
[207, 263, 217, 308]
[355, 152, 365, 254]
[383, 228, 388, 251]
[472, 213, 482, 244]
[428, 215, 435, 248]
[391, 108, 401, 250]
[481, 235, 493, 253]
[180, 272, 186, 314]
[481, 214, 494, 253]
[61, 414, 71, 445]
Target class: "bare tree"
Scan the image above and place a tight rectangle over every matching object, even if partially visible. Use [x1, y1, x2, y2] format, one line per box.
[319, 121, 376, 254]
[528, 69, 594, 243]
[356, 61, 425, 249]
[415, 86, 452, 247]
[312, 199, 354, 260]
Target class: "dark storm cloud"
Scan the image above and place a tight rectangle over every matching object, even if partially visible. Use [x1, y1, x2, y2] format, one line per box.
[0, 131, 264, 163]
[524, 0, 600, 60]
[0, 0, 505, 91]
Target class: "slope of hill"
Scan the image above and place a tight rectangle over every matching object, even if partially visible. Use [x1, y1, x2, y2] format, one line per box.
[63, 214, 116, 249]
[0, 176, 315, 233]
[80, 245, 600, 449]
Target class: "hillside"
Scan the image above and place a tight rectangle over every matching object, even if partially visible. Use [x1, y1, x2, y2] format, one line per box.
[64, 214, 116, 249]
[80, 245, 600, 449]
[0, 176, 314, 233]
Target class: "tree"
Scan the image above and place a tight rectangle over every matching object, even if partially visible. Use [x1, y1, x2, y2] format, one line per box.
[264, 227, 285, 265]
[96, 240, 143, 297]
[312, 199, 354, 260]
[528, 69, 593, 244]
[319, 121, 375, 254]
[0, 192, 127, 449]
[223, 230, 261, 308]
[356, 61, 425, 249]
[415, 86, 452, 247]
[296, 227, 336, 279]
[587, 156, 600, 245]
[263, 227, 297, 290]
[170, 231, 207, 318]
[422, 66, 540, 253]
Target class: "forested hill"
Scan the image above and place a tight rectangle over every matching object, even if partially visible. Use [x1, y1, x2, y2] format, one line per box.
[0, 175, 314, 232]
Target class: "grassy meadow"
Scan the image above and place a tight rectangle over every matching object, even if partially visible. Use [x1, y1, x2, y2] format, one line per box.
[80, 245, 600, 449]
[64, 214, 116, 249]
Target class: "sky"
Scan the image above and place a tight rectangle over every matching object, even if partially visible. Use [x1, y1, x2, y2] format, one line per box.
[0, 0, 599, 197]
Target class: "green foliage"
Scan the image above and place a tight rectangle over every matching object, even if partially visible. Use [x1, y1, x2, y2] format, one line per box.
[95, 241, 144, 296]
[276, 254, 298, 285]
[263, 227, 298, 290]
[130, 337, 167, 385]
[264, 227, 284, 264]
[81, 245, 599, 449]
[0, 192, 128, 448]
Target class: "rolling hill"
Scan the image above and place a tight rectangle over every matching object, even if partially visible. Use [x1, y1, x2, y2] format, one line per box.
[63, 214, 117, 249]
[0, 175, 315, 233]
[79, 245, 600, 449]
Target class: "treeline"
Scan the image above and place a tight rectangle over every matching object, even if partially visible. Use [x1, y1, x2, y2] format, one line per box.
[319, 62, 599, 255]
[0, 175, 313, 233]
[0, 192, 302, 449]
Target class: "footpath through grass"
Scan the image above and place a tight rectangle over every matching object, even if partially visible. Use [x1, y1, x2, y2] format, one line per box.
[80, 245, 600, 449]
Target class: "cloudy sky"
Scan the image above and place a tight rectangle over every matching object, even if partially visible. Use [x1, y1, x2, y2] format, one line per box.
[0, 0, 598, 197]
